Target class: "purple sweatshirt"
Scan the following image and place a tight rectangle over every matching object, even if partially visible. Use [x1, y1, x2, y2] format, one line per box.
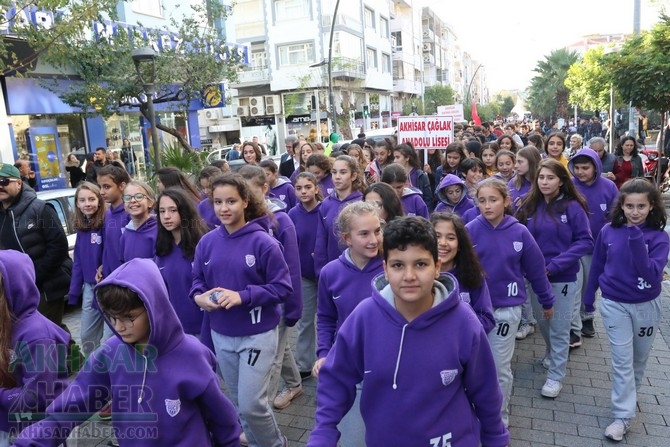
[466, 215, 555, 309]
[288, 201, 322, 280]
[401, 187, 429, 218]
[568, 148, 619, 242]
[461, 206, 480, 224]
[15, 258, 241, 446]
[447, 267, 496, 333]
[155, 245, 203, 335]
[316, 251, 383, 358]
[0, 251, 69, 435]
[522, 197, 594, 283]
[435, 174, 474, 216]
[270, 177, 297, 210]
[584, 224, 670, 312]
[313, 191, 363, 275]
[198, 198, 219, 231]
[508, 176, 532, 212]
[319, 174, 335, 197]
[308, 274, 509, 447]
[102, 202, 130, 277]
[190, 218, 293, 337]
[68, 228, 104, 304]
[120, 215, 158, 263]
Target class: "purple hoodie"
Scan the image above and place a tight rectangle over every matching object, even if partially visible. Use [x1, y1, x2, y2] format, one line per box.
[316, 251, 383, 358]
[0, 251, 69, 436]
[270, 177, 297, 210]
[568, 148, 619, 242]
[318, 174, 335, 197]
[154, 245, 203, 335]
[461, 206, 480, 224]
[584, 224, 670, 312]
[120, 216, 158, 263]
[288, 201, 322, 280]
[198, 198, 219, 231]
[466, 215, 555, 309]
[435, 174, 475, 216]
[522, 197, 594, 282]
[68, 228, 104, 304]
[308, 274, 509, 447]
[313, 191, 363, 275]
[401, 187, 429, 218]
[190, 217, 293, 337]
[447, 267, 496, 333]
[14, 258, 241, 446]
[102, 202, 130, 277]
[508, 176, 532, 212]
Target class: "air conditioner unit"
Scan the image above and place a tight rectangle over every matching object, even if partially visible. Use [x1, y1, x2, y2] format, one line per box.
[422, 43, 431, 52]
[250, 106, 264, 116]
[237, 105, 250, 117]
[265, 95, 282, 115]
[248, 96, 265, 113]
[205, 109, 220, 120]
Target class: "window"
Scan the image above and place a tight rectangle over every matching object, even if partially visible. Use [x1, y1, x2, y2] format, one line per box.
[278, 42, 314, 66]
[250, 51, 267, 69]
[382, 53, 391, 73]
[275, 0, 310, 21]
[391, 31, 402, 50]
[132, 0, 162, 17]
[364, 7, 375, 29]
[367, 47, 378, 69]
[380, 17, 389, 38]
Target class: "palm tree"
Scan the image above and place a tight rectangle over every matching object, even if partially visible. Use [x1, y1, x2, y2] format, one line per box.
[527, 48, 580, 121]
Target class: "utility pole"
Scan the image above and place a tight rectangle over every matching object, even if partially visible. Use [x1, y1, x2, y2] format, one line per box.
[629, 0, 641, 140]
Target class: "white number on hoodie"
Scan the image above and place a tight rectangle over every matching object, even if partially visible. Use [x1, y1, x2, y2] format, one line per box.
[637, 277, 651, 290]
[250, 306, 262, 324]
[506, 282, 518, 297]
[429, 433, 452, 447]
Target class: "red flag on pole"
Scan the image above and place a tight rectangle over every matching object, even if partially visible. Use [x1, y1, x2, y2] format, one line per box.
[471, 102, 482, 125]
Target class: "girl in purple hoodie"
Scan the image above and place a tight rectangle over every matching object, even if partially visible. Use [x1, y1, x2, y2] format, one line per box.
[314, 201, 384, 445]
[313, 155, 365, 274]
[0, 251, 69, 445]
[380, 163, 429, 218]
[583, 179, 669, 441]
[120, 180, 158, 262]
[516, 159, 593, 399]
[392, 142, 434, 209]
[68, 182, 106, 356]
[191, 173, 292, 447]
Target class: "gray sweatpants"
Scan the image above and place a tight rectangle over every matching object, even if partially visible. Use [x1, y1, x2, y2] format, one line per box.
[295, 277, 318, 372]
[268, 316, 302, 399]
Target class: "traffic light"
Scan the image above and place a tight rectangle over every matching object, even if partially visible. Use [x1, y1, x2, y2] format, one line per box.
[363, 105, 370, 117]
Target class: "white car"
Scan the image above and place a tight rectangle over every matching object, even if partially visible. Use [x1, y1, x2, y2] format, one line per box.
[37, 188, 77, 255]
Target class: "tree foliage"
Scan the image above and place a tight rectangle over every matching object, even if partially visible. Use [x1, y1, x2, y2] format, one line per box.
[1, 1, 119, 76]
[604, 13, 670, 113]
[423, 84, 456, 114]
[565, 47, 612, 112]
[37, 1, 245, 151]
[526, 48, 580, 120]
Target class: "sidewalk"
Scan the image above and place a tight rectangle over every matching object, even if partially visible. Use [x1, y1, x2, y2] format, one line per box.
[59, 294, 670, 446]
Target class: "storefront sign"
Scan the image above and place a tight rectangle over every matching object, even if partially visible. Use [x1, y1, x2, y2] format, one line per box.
[397, 116, 454, 149]
[28, 127, 66, 190]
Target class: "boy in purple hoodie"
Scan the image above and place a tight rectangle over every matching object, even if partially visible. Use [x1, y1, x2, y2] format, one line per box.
[15, 258, 241, 447]
[308, 217, 509, 447]
[260, 159, 297, 210]
[434, 174, 475, 216]
[568, 148, 619, 344]
[0, 251, 69, 444]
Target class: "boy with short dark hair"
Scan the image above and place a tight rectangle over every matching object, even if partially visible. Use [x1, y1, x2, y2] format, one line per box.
[568, 148, 619, 344]
[308, 217, 509, 447]
[260, 159, 297, 209]
[14, 258, 241, 447]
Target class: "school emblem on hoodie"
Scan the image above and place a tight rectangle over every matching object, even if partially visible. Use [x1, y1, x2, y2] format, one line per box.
[165, 398, 181, 417]
[279, 194, 286, 201]
[245, 255, 256, 267]
[513, 241, 523, 252]
[600, 203, 607, 211]
[459, 292, 471, 303]
[439, 369, 457, 386]
[560, 214, 567, 223]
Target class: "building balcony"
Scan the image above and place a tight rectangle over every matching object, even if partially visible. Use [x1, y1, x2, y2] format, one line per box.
[332, 57, 365, 81]
[393, 79, 422, 95]
[233, 66, 271, 87]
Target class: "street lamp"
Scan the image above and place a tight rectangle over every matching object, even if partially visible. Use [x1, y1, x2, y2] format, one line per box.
[310, 0, 341, 135]
[465, 63, 484, 105]
[132, 47, 161, 173]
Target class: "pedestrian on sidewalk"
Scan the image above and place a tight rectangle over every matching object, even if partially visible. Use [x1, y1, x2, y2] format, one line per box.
[583, 178, 669, 442]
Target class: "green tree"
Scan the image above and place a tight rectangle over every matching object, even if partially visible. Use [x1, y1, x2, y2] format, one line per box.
[1, 1, 119, 76]
[527, 48, 580, 120]
[423, 84, 456, 114]
[38, 2, 244, 151]
[565, 47, 612, 112]
[500, 96, 515, 117]
[605, 14, 670, 115]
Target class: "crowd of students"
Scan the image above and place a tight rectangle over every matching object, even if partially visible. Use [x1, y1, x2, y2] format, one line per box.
[1, 128, 668, 446]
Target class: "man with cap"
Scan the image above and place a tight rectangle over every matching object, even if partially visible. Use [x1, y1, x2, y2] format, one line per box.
[0, 163, 70, 327]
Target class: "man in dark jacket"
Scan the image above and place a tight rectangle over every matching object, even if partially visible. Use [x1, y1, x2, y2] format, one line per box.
[279, 135, 299, 178]
[0, 163, 70, 326]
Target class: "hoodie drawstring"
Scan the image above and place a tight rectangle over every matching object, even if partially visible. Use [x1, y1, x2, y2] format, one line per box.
[392, 324, 408, 390]
[137, 353, 148, 404]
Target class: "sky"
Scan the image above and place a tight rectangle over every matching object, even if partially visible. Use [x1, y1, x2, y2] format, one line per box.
[422, 0, 666, 92]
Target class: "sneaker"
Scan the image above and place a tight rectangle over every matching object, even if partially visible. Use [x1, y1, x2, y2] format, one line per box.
[98, 402, 112, 421]
[541, 379, 563, 398]
[273, 384, 304, 409]
[541, 356, 550, 370]
[569, 331, 582, 348]
[516, 323, 535, 340]
[581, 319, 595, 338]
[239, 432, 248, 446]
[605, 418, 630, 441]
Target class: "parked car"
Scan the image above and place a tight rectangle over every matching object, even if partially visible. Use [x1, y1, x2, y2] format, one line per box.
[37, 188, 77, 256]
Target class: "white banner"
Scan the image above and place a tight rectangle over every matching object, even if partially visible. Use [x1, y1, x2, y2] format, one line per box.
[397, 116, 454, 149]
[437, 104, 464, 122]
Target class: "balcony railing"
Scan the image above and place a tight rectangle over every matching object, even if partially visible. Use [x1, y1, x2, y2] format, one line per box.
[331, 57, 365, 80]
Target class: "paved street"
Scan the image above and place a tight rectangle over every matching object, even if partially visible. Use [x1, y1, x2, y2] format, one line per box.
[54, 290, 670, 446]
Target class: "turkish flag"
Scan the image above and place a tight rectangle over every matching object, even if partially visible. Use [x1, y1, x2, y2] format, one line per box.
[471, 102, 482, 125]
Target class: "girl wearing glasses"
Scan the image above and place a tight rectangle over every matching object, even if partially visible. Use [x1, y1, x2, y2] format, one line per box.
[120, 181, 157, 263]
